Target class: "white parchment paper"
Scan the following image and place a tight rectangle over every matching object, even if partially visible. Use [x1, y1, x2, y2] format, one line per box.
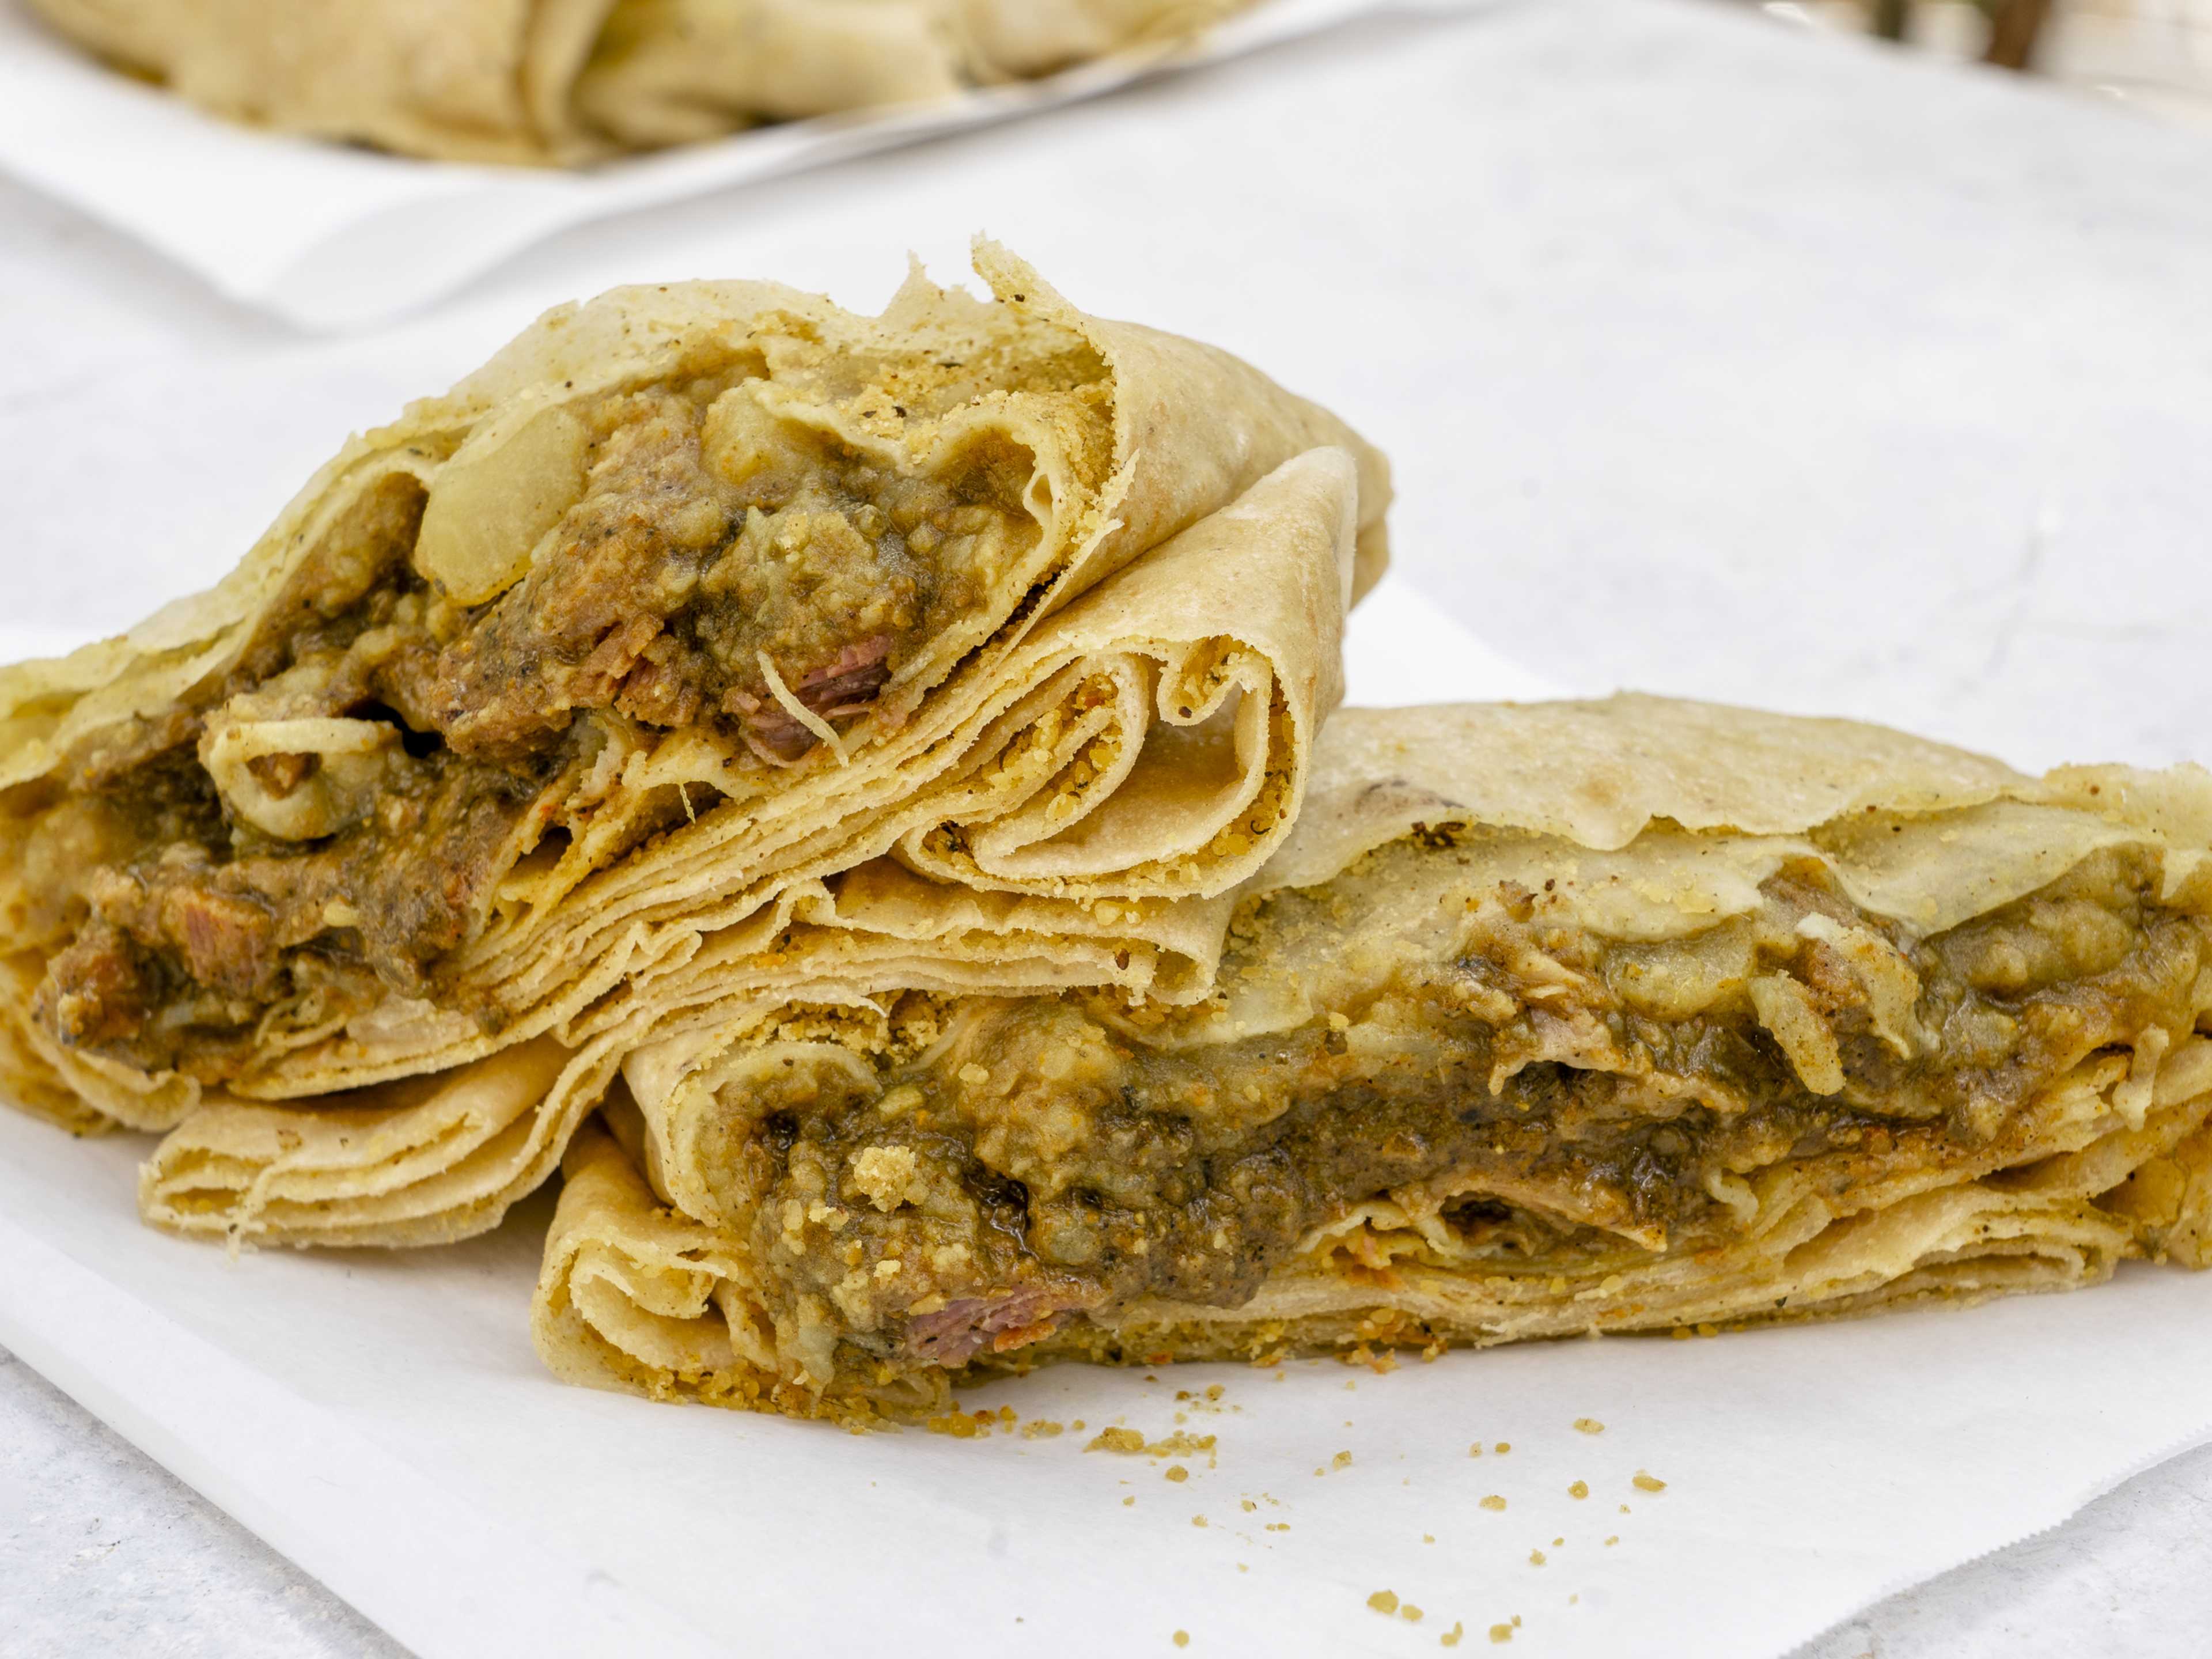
[4, 590, 2211, 1659]
[0, 0, 1420, 331]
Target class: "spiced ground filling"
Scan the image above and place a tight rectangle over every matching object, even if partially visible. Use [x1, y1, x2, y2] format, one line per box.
[726, 843, 2209, 1376]
[20, 365, 1083, 1078]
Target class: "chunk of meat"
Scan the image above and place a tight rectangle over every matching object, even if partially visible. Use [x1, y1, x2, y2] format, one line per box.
[40, 922, 160, 1048]
[613, 632, 713, 729]
[89, 866, 279, 1001]
[726, 635, 895, 764]
[425, 392, 736, 757]
[905, 1285, 1080, 1367]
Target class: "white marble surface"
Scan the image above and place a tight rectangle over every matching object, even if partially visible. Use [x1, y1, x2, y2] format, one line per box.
[2, 0, 2210, 1653]
[0, 1347, 404, 1659]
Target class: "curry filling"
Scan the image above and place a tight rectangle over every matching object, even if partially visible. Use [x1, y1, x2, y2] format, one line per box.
[677, 832, 2210, 1384]
[12, 339, 1112, 1078]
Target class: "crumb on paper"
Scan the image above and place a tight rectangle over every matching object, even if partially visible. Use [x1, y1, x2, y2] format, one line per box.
[1022, 1419, 1065, 1440]
[1166, 1465, 1190, 1483]
[925, 1412, 987, 1438]
[1333, 1450, 1353, 1470]
[1567, 1481, 1589, 1500]
[1551, 1537, 1563, 1547]
[1488, 1624, 1513, 1645]
[1605, 1536, 1620, 1547]
[1696, 1323, 1719, 1338]
[1072, 1420, 1086, 1431]
[1173, 1633, 1189, 1649]
[1480, 1495, 1506, 1512]
[1191, 1516, 1207, 1528]
[1441, 1623, 1464, 1648]
[1671, 1327, 1692, 1341]
[1423, 1533, 1435, 1544]
[1266, 1522, 1290, 1533]
[1573, 1418, 1604, 1435]
[1086, 1427, 1217, 1465]
[1369, 1590, 1401, 1616]
[1123, 1497, 1135, 1507]
[1401, 1605, 1425, 1624]
[1528, 1550, 1546, 1566]
[1468, 1443, 1483, 1457]
[1494, 1442, 1510, 1454]
[1633, 1471, 1668, 1493]
[1240, 1499, 1257, 1513]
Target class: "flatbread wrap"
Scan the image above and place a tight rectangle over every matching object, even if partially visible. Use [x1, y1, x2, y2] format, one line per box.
[530, 697, 2212, 1419]
[0, 244, 1388, 1217]
[24, 0, 1261, 164]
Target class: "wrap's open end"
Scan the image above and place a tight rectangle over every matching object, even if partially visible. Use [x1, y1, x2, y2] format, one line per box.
[535, 698, 2212, 1417]
[2, 248, 1386, 1253]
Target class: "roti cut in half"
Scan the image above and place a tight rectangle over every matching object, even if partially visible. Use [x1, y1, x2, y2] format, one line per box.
[0, 244, 1388, 1258]
[532, 698, 2212, 1420]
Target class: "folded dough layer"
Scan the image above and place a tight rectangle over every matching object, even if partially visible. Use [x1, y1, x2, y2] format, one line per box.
[530, 698, 2212, 1418]
[0, 245, 1385, 1143]
[24, 0, 1262, 164]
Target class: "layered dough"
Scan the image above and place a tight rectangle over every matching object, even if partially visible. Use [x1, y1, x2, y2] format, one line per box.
[0, 247, 1387, 1219]
[24, 0, 1260, 164]
[531, 699, 2212, 1420]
